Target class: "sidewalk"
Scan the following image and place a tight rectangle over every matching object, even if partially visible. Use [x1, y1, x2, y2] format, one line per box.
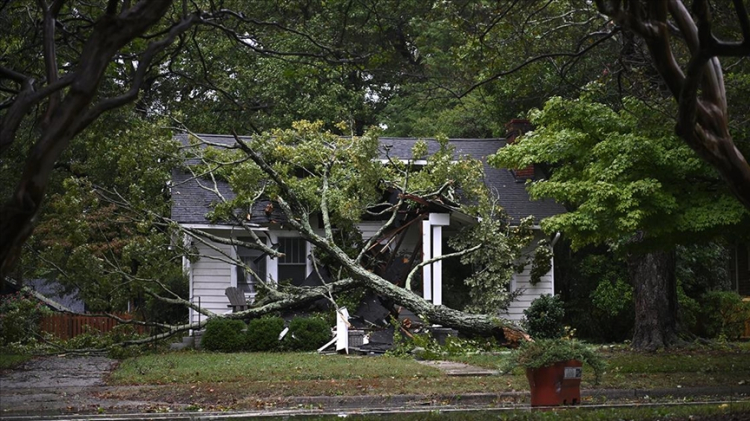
[1, 355, 748, 420]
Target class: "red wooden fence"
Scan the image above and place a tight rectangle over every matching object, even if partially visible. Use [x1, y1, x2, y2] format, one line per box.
[39, 313, 146, 340]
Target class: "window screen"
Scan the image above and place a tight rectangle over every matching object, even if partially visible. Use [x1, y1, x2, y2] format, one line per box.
[278, 237, 307, 286]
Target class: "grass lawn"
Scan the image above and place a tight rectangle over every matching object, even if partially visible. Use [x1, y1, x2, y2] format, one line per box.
[110, 352, 442, 384]
[449, 342, 750, 389]
[105, 343, 750, 410]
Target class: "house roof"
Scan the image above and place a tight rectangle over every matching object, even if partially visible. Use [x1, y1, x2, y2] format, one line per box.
[170, 134, 564, 225]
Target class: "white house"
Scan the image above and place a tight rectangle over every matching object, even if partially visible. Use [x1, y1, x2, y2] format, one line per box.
[170, 132, 564, 326]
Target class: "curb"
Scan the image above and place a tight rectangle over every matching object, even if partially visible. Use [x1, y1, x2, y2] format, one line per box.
[2, 385, 748, 420]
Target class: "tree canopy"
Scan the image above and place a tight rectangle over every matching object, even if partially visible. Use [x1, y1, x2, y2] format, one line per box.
[492, 92, 750, 349]
[595, 0, 750, 211]
[491, 93, 749, 252]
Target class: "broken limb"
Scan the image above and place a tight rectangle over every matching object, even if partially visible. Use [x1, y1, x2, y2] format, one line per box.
[238, 143, 528, 341]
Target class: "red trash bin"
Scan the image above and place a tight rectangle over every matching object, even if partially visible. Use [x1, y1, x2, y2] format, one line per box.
[526, 359, 582, 406]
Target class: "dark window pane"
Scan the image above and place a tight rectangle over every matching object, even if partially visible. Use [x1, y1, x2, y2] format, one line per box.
[279, 265, 307, 286]
[279, 237, 306, 264]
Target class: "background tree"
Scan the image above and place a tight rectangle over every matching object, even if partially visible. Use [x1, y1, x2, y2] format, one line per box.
[594, 0, 750, 210]
[20, 109, 188, 322]
[380, 1, 620, 138]
[1, 0, 423, 280]
[491, 93, 749, 350]
[0, 0, 196, 280]
[0, 0, 652, 280]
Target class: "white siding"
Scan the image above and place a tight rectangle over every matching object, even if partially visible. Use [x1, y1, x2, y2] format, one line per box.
[502, 270, 554, 321]
[185, 221, 555, 326]
[358, 221, 386, 242]
[188, 227, 316, 326]
[502, 231, 555, 322]
[190, 239, 234, 325]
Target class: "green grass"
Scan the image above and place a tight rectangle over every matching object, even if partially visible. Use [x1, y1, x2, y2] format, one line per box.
[105, 344, 750, 407]
[607, 350, 750, 373]
[0, 354, 32, 370]
[449, 342, 750, 373]
[110, 352, 442, 385]
[445, 343, 750, 390]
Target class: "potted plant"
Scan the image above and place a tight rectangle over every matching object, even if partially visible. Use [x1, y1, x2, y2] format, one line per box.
[503, 339, 605, 406]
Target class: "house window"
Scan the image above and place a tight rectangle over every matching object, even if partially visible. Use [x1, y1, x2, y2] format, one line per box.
[236, 244, 266, 296]
[278, 237, 307, 286]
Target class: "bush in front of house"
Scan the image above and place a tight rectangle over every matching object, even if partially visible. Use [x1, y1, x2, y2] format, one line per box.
[522, 294, 566, 339]
[286, 316, 330, 351]
[246, 316, 285, 352]
[201, 318, 247, 352]
[0, 291, 52, 346]
[696, 291, 750, 340]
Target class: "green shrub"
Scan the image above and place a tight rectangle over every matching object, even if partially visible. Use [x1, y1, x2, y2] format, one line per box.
[201, 318, 247, 352]
[523, 294, 566, 339]
[0, 291, 52, 346]
[246, 316, 285, 352]
[286, 317, 330, 351]
[556, 249, 633, 343]
[696, 291, 750, 340]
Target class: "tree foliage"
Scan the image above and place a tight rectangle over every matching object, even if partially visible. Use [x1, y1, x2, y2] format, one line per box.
[492, 92, 749, 349]
[491, 93, 748, 252]
[17, 111, 188, 318]
[595, 0, 750, 211]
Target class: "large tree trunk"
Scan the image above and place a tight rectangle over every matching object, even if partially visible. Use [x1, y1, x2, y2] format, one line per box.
[628, 250, 680, 351]
[0, 1, 180, 282]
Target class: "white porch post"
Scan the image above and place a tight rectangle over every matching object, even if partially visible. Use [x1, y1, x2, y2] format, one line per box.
[267, 232, 278, 285]
[422, 213, 451, 305]
[422, 219, 432, 301]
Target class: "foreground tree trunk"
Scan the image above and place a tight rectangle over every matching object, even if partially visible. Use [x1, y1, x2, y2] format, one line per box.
[595, 1, 750, 211]
[628, 250, 680, 351]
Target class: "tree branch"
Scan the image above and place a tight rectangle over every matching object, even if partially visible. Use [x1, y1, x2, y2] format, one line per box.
[462, 28, 620, 97]
[78, 12, 199, 131]
[38, 0, 62, 128]
[404, 244, 482, 292]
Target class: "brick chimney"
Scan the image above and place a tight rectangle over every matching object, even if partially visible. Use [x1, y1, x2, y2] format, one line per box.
[505, 119, 535, 179]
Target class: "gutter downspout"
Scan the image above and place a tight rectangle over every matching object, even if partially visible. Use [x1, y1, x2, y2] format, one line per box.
[550, 232, 561, 248]
[549, 232, 561, 294]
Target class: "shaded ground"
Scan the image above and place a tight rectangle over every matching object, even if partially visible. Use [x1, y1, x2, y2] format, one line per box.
[0, 355, 115, 389]
[0, 355, 167, 416]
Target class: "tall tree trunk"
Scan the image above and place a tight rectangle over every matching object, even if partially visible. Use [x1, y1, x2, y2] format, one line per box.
[628, 250, 680, 351]
[0, 1, 180, 281]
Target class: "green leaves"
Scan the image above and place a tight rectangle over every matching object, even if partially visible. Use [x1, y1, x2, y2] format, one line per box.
[491, 95, 748, 251]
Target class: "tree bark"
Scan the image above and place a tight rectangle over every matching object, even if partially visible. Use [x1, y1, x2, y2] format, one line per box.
[628, 250, 680, 351]
[595, 0, 750, 211]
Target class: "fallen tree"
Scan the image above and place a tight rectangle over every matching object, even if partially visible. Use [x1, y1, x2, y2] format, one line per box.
[167, 124, 545, 342]
[8, 124, 545, 351]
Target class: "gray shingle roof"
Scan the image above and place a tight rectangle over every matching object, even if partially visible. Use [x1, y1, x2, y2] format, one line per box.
[171, 134, 564, 225]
